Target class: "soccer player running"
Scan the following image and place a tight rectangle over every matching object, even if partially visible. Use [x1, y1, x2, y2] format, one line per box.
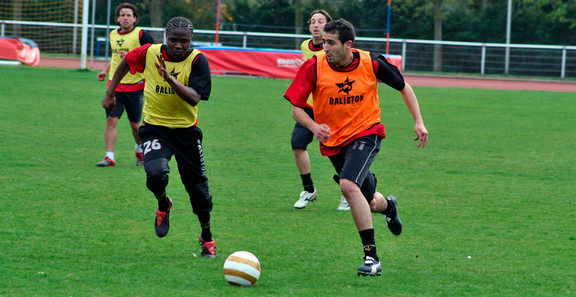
[101, 17, 217, 258]
[96, 3, 154, 167]
[284, 19, 429, 276]
[292, 10, 350, 211]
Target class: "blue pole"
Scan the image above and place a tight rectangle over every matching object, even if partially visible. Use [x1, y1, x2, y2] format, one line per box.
[386, 0, 391, 54]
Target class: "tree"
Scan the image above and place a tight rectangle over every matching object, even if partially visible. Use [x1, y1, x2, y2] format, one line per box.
[294, 0, 302, 35]
[337, 0, 390, 37]
[147, 0, 164, 28]
[124, 0, 576, 46]
[433, 0, 442, 71]
[227, 0, 294, 32]
[12, 0, 23, 35]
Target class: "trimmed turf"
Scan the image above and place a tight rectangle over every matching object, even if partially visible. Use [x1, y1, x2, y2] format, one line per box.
[0, 66, 574, 296]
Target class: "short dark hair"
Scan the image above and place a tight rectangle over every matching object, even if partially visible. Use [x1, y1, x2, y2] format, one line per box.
[165, 16, 194, 37]
[307, 9, 333, 24]
[115, 3, 139, 22]
[323, 19, 355, 44]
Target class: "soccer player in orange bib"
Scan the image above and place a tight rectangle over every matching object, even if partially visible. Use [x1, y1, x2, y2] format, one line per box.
[284, 19, 428, 276]
[102, 17, 217, 258]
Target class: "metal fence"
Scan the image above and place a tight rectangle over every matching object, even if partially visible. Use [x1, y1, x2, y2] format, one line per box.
[2, 19, 576, 79]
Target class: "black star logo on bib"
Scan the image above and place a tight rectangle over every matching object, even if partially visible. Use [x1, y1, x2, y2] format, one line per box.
[116, 38, 125, 46]
[336, 77, 355, 95]
[169, 69, 180, 79]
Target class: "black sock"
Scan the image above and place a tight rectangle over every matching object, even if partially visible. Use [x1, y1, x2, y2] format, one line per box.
[382, 197, 394, 216]
[359, 229, 379, 262]
[200, 221, 212, 242]
[198, 212, 212, 241]
[157, 194, 170, 211]
[301, 173, 314, 193]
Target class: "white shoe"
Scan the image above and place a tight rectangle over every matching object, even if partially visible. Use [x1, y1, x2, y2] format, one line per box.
[357, 256, 382, 276]
[337, 196, 350, 211]
[294, 189, 317, 209]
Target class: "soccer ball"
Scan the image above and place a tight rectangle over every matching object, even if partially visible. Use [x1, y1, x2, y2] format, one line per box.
[223, 251, 261, 287]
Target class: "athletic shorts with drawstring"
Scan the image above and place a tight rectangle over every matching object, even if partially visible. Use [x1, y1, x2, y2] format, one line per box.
[106, 90, 144, 123]
[329, 134, 382, 204]
[291, 107, 315, 150]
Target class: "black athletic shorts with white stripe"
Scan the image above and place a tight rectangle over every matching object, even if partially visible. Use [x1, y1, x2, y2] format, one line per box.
[329, 134, 381, 204]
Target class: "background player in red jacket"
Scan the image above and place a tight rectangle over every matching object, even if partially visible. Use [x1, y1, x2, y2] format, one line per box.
[96, 3, 154, 167]
[291, 10, 351, 211]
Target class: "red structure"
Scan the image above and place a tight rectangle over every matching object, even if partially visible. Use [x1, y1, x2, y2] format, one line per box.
[0, 37, 40, 66]
[198, 46, 402, 79]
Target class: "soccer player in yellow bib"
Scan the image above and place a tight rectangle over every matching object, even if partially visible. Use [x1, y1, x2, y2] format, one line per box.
[101, 17, 217, 258]
[285, 19, 429, 276]
[96, 3, 154, 167]
[291, 10, 351, 211]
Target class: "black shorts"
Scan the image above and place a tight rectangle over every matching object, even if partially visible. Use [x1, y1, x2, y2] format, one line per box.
[139, 123, 208, 185]
[329, 134, 381, 203]
[291, 107, 315, 150]
[107, 90, 143, 123]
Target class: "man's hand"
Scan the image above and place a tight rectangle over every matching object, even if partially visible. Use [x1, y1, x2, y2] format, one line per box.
[154, 53, 170, 81]
[414, 123, 429, 148]
[96, 71, 107, 81]
[295, 57, 306, 67]
[102, 94, 115, 114]
[312, 123, 332, 143]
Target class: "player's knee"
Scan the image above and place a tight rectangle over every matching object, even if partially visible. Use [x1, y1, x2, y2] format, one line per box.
[145, 158, 170, 194]
[145, 158, 169, 177]
[292, 148, 307, 155]
[130, 122, 140, 131]
[106, 117, 119, 128]
[339, 179, 358, 198]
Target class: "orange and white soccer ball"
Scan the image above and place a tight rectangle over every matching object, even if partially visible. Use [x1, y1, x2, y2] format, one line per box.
[223, 251, 261, 286]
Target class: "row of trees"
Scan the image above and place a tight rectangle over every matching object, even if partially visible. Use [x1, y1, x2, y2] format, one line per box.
[91, 0, 576, 46]
[4, 0, 575, 46]
[231, 0, 576, 45]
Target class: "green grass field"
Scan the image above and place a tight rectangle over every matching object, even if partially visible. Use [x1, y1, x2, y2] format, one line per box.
[0, 66, 574, 296]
